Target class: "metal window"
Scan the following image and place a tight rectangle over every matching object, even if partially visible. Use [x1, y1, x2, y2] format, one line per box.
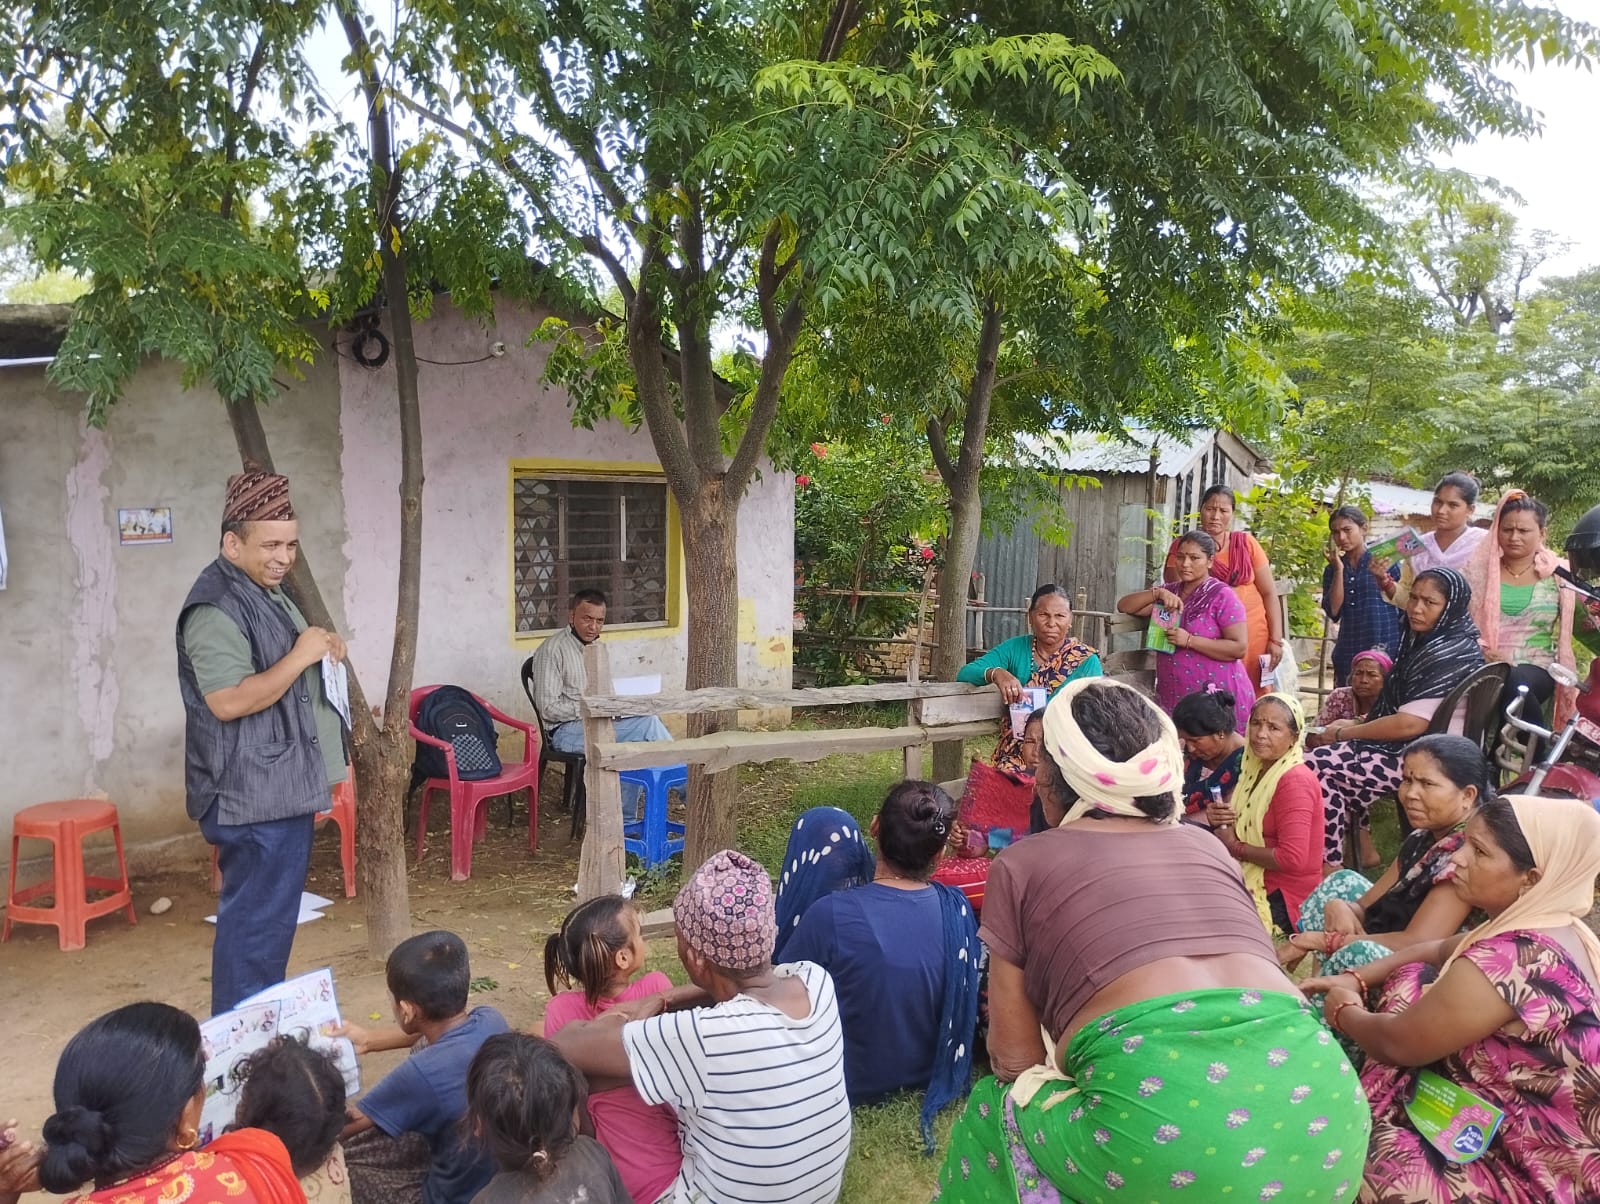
[512, 474, 670, 634]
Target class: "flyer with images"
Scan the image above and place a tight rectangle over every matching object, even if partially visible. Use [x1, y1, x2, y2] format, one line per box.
[198, 967, 359, 1145]
[1145, 605, 1179, 654]
[1403, 1069, 1504, 1164]
[1367, 527, 1427, 562]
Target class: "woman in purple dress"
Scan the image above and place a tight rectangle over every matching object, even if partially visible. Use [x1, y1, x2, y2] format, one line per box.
[1120, 530, 1254, 733]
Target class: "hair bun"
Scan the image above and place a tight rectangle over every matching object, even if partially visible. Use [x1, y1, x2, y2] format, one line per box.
[40, 1105, 115, 1190]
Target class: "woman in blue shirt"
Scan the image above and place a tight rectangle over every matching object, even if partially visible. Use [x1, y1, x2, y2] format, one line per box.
[776, 782, 980, 1150]
[1322, 505, 1402, 686]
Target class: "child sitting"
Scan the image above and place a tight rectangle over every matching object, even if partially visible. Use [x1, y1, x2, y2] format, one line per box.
[550, 850, 851, 1204]
[339, 930, 509, 1204]
[235, 1036, 351, 1202]
[539, 896, 681, 1204]
[466, 1033, 630, 1204]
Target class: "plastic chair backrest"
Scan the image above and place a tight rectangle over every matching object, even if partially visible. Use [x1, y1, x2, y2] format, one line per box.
[1426, 662, 1510, 752]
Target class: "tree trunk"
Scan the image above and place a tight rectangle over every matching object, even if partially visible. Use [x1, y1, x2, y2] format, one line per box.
[930, 300, 1005, 783]
[338, 0, 419, 959]
[679, 481, 741, 866]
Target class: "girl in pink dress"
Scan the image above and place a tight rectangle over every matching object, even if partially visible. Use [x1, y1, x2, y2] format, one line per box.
[539, 897, 682, 1204]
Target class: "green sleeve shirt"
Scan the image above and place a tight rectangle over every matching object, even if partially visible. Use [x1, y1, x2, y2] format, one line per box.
[181, 597, 348, 786]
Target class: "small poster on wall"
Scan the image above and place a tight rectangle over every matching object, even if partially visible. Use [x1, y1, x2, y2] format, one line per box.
[118, 506, 173, 545]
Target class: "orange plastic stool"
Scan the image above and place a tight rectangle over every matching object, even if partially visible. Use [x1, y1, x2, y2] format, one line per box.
[4, 799, 137, 951]
[209, 777, 357, 897]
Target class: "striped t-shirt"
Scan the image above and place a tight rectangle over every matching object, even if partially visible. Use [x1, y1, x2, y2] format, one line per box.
[621, 960, 852, 1203]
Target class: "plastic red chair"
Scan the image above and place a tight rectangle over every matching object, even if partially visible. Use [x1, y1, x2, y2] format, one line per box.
[409, 686, 541, 881]
[209, 774, 358, 897]
[4, 799, 137, 951]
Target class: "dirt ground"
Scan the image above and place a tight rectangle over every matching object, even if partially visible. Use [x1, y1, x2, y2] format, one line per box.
[0, 792, 587, 1148]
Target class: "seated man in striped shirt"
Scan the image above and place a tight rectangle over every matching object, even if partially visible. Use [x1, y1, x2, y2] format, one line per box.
[550, 850, 853, 1204]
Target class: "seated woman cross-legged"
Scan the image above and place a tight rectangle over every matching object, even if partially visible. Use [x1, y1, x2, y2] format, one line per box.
[1303, 796, 1600, 1203]
[1317, 649, 1392, 729]
[935, 677, 1369, 1202]
[1286, 734, 1482, 980]
[37, 1002, 305, 1204]
[1306, 566, 1485, 875]
[1203, 692, 1325, 939]
[779, 783, 981, 1147]
[956, 584, 1102, 775]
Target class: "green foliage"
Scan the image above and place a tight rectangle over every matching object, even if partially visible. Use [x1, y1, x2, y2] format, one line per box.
[793, 433, 946, 684]
[1242, 481, 1339, 637]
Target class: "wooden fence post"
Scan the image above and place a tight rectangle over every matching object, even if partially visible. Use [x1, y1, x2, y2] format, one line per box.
[576, 640, 625, 900]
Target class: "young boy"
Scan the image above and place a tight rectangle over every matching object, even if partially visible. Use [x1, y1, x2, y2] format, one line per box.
[550, 850, 852, 1204]
[338, 930, 508, 1204]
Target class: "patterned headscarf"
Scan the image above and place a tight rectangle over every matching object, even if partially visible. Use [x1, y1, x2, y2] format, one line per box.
[674, 849, 778, 971]
[1040, 677, 1183, 825]
[1351, 648, 1393, 676]
[1371, 567, 1484, 719]
[223, 472, 295, 523]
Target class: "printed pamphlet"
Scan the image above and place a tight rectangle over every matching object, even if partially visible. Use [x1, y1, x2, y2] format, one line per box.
[1367, 527, 1427, 563]
[1145, 605, 1179, 654]
[199, 968, 358, 1145]
[1403, 1069, 1503, 1164]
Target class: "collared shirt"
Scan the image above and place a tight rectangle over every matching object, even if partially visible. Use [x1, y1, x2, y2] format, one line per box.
[1322, 550, 1402, 675]
[524, 625, 590, 726]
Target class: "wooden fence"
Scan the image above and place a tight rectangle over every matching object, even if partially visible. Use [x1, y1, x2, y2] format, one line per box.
[572, 614, 1158, 898]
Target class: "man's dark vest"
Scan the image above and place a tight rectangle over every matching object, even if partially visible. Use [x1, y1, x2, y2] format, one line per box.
[176, 557, 329, 825]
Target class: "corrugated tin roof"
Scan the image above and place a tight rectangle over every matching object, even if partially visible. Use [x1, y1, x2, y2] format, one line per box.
[1023, 428, 1220, 477]
[1319, 480, 1496, 521]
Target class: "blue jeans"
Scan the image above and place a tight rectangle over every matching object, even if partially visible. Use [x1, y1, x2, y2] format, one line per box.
[199, 802, 315, 1015]
[550, 715, 671, 812]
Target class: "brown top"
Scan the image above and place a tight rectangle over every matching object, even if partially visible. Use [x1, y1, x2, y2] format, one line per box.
[979, 821, 1276, 1039]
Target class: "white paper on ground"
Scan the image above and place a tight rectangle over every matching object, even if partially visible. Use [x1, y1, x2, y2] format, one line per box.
[207, 890, 334, 926]
[612, 674, 662, 696]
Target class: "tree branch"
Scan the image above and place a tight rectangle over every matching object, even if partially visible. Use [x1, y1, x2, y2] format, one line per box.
[218, 35, 268, 222]
[926, 413, 957, 487]
[724, 222, 806, 492]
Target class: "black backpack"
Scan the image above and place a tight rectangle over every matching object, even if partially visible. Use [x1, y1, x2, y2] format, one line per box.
[411, 686, 502, 784]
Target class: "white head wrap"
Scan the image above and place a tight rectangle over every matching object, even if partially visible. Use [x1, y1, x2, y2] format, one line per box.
[1040, 677, 1183, 826]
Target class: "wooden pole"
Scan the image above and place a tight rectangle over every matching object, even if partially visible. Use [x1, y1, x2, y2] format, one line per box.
[576, 640, 625, 900]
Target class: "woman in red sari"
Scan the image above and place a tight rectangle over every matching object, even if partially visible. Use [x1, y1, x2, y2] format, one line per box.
[1166, 484, 1284, 694]
[38, 1002, 306, 1204]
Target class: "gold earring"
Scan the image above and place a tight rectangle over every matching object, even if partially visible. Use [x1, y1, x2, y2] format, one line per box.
[177, 1129, 199, 1151]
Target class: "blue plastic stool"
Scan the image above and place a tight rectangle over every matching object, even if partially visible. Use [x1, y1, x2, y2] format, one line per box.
[619, 763, 687, 870]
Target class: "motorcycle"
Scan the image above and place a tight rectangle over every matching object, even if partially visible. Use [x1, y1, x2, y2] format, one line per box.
[1498, 660, 1600, 800]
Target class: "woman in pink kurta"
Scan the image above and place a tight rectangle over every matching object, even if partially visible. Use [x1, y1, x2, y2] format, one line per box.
[1122, 529, 1255, 733]
[1303, 796, 1600, 1204]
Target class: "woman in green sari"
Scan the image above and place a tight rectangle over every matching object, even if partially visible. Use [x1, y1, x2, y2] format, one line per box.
[936, 678, 1369, 1203]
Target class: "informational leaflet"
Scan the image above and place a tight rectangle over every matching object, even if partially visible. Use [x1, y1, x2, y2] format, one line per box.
[1145, 605, 1179, 654]
[322, 655, 352, 729]
[1368, 527, 1427, 562]
[197, 968, 359, 1146]
[1404, 1069, 1504, 1164]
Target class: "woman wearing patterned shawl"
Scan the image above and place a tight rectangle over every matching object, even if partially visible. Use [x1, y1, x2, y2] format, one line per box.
[958, 585, 1102, 775]
[1303, 796, 1600, 1203]
[1306, 566, 1485, 875]
[936, 678, 1367, 1202]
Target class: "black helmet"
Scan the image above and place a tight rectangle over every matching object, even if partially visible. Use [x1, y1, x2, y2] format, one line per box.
[1565, 504, 1600, 577]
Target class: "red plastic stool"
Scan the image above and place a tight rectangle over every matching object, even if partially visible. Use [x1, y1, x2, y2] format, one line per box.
[210, 777, 358, 897]
[4, 799, 137, 951]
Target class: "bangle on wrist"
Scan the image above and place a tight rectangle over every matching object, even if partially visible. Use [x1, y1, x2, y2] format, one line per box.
[1347, 969, 1370, 997]
[1329, 1000, 1360, 1034]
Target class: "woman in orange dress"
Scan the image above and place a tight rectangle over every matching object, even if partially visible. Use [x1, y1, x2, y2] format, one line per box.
[1167, 484, 1284, 695]
[38, 1002, 306, 1204]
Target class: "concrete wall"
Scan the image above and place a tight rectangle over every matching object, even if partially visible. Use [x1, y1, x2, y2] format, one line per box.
[1, 295, 793, 870]
[0, 352, 345, 860]
[337, 295, 794, 724]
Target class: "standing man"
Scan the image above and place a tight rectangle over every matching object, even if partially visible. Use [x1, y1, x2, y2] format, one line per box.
[177, 472, 349, 1014]
[526, 590, 670, 806]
